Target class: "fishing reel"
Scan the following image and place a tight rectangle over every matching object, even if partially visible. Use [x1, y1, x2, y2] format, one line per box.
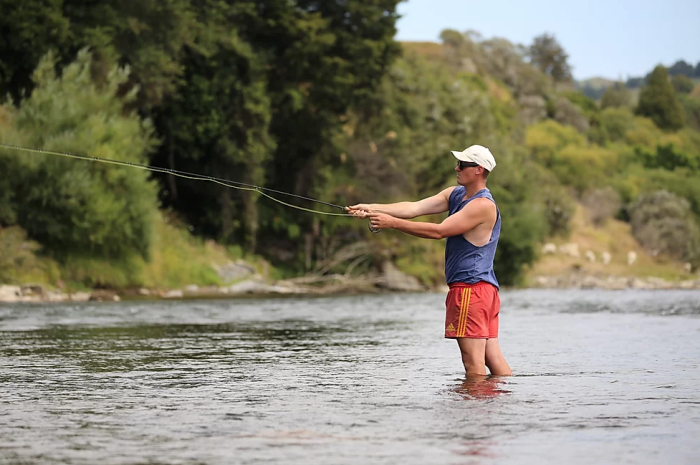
[368, 222, 381, 233]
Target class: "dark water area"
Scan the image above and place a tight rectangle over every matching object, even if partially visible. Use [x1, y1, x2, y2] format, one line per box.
[1, 290, 699, 464]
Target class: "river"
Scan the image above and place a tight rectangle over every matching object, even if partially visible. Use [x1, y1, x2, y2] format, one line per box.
[1, 289, 699, 464]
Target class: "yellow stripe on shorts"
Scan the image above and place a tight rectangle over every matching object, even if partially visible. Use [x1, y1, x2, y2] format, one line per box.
[458, 287, 472, 337]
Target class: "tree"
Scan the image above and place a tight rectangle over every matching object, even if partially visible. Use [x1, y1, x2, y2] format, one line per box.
[636, 66, 684, 131]
[598, 107, 636, 142]
[601, 82, 633, 109]
[62, 0, 196, 111]
[672, 74, 694, 94]
[668, 60, 694, 77]
[528, 34, 572, 82]
[156, 9, 275, 251]
[626, 76, 646, 88]
[629, 190, 700, 264]
[0, 51, 158, 261]
[149, 0, 401, 260]
[0, 0, 70, 101]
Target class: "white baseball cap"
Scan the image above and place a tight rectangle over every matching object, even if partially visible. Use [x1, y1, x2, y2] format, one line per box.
[451, 145, 496, 171]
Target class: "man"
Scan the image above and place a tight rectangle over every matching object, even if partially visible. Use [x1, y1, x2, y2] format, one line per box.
[346, 145, 511, 377]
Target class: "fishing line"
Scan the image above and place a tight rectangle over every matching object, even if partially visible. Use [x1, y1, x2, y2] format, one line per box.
[0, 143, 352, 217]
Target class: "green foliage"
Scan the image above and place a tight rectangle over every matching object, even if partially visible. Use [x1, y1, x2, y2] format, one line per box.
[3, 14, 700, 290]
[539, 184, 576, 237]
[672, 75, 694, 94]
[157, 12, 275, 250]
[562, 91, 599, 118]
[0, 50, 158, 261]
[348, 54, 510, 197]
[601, 82, 633, 109]
[636, 66, 684, 131]
[151, 0, 401, 261]
[439, 30, 550, 98]
[0, 0, 70, 101]
[488, 148, 549, 285]
[623, 116, 663, 149]
[597, 107, 637, 143]
[668, 60, 695, 77]
[553, 97, 589, 132]
[63, 0, 196, 110]
[636, 143, 699, 172]
[641, 169, 700, 218]
[525, 120, 586, 166]
[550, 145, 618, 194]
[528, 34, 572, 82]
[679, 94, 700, 131]
[629, 190, 700, 264]
[0, 226, 60, 284]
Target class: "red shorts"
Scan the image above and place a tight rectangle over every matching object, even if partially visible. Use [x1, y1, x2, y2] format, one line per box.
[445, 281, 500, 339]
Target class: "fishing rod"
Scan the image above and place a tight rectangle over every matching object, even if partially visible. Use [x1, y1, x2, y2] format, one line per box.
[0, 143, 353, 218]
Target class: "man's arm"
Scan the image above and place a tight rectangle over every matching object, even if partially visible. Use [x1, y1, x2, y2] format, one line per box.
[368, 198, 494, 240]
[346, 186, 455, 219]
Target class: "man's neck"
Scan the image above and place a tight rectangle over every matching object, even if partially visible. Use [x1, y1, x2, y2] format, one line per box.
[463, 182, 487, 199]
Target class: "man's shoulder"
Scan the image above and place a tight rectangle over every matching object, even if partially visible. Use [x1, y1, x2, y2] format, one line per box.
[461, 196, 497, 220]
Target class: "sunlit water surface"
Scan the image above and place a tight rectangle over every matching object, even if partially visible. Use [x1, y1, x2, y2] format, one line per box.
[1, 290, 699, 464]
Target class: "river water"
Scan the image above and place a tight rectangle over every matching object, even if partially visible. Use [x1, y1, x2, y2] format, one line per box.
[1, 290, 699, 464]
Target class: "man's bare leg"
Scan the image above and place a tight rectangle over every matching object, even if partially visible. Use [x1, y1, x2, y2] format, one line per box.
[485, 338, 512, 376]
[456, 338, 487, 376]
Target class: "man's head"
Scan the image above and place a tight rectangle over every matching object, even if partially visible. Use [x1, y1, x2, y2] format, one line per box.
[451, 145, 495, 186]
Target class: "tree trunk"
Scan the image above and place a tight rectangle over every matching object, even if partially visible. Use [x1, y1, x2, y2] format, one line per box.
[242, 185, 258, 253]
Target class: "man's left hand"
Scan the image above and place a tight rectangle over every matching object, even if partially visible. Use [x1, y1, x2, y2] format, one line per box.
[369, 212, 396, 230]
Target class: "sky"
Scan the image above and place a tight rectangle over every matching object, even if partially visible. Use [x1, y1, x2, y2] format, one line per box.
[395, 0, 700, 80]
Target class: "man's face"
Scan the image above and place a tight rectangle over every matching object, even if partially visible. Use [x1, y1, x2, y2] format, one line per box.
[455, 161, 482, 185]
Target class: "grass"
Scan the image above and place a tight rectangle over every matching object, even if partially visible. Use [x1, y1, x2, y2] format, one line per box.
[2, 212, 277, 291]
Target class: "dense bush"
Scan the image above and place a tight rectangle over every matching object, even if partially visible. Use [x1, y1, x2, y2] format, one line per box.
[0, 51, 158, 261]
[629, 190, 700, 264]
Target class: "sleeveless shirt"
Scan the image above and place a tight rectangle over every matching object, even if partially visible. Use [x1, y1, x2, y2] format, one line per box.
[444, 187, 501, 289]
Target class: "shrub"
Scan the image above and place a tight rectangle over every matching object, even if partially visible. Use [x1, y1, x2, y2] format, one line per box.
[672, 75, 694, 94]
[0, 50, 158, 262]
[551, 145, 618, 194]
[582, 187, 622, 226]
[601, 82, 633, 109]
[525, 120, 586, 166]
[629, 190, 700, 263]
[598, 107, 636, 142]
[0, 226, 59, 284]
[539, 185, 576, 236]
[553, 97, 589, 132]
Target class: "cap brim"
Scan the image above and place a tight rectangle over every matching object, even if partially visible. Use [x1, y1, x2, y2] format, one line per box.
[451, 150, 475, 162]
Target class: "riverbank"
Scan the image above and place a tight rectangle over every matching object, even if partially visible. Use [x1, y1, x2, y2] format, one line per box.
[3, 270, 700, 303]
[0, 260, 431, 303]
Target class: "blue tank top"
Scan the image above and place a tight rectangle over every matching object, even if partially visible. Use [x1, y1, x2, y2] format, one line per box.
[444, 187, 501, 289]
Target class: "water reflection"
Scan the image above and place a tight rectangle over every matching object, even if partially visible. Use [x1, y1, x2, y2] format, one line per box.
[453, 375, 511, 400]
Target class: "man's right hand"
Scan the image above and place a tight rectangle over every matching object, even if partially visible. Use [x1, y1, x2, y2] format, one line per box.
[345, 204, 372, 218]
